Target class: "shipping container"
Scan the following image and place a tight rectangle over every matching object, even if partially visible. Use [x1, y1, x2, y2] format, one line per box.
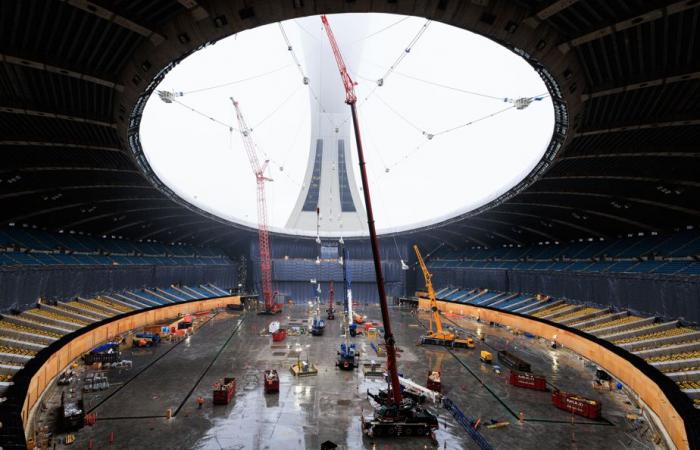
[551, 390, 601, 419]
[509, 371, 546, 391]
[213, 377, 236, 405]
[497, 350, 531, 372]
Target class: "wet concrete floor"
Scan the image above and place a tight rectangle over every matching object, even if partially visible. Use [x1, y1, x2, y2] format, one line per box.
[36, 304, 659, 449]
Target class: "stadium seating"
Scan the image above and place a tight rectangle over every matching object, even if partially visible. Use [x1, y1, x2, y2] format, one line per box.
[0, 227, 232, 267]
[429, 230, 700, 277]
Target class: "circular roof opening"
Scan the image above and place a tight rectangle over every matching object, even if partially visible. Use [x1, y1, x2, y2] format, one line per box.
[140, 13, 555, 237]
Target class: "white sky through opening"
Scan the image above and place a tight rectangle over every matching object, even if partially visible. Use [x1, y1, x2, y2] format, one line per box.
[140, 13, 554, 237]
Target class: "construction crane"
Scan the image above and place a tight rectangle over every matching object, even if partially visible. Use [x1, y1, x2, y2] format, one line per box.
[414, 244, 473, 348]
[230, 98, 281, 315]
[320, 15, 437, 438]
[337, 248, 359, 370]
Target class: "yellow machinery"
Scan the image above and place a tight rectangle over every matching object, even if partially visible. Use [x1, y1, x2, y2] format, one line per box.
[414, 245, 474, 349]
[480, 351, 493, 363]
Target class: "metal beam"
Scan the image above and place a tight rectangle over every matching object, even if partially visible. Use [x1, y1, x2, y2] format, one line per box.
[487, 209, 605, 237]
[558, 0, 700, 53]
[574, 119, 700, 136]
[559, 152, 700, 160]
[470, 216, 561, 242]
[507, 201, 656, 231]
[0, 53, 124, 91]
[0, 106, 116, 128]
[61, 0, 165, 46]
[0, 140, 121, 152]
[4, 167, 139, 175]
[453, 223, 521, 246]
[523, 0, 580, 28]
[0, 184, 153, 200]
[581, 70, 700, 101]
[6, 197, 169, 224]
[140, 218, 211, 240]
[543, 175, 700, 188]
[521, 190, 700, 216]
[106, 213, 195, 234]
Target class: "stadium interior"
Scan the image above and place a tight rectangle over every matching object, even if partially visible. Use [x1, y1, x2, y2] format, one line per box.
[0, 1, 699, 449]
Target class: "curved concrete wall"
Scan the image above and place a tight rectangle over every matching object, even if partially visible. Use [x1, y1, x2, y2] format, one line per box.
[419, 298, 697, 450]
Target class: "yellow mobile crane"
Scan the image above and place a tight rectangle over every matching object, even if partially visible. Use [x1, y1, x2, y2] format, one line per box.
[414, 245, 474, 349]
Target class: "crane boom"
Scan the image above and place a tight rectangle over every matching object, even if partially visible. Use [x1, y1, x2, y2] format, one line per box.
[231, 98, 279, 314]
[320, 15, 357, 105]
[414, 244, 445, 336]
[320, 14, 402, 406]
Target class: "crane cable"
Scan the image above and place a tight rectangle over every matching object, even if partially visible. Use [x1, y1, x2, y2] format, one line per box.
[279, 21, 346, 131]
[376, 19, 431, 87]
[347, 16, 411, 46]
[168, 97, 239, 131]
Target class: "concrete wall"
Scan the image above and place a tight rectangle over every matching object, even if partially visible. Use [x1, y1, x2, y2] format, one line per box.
[418, 298, 694, 450]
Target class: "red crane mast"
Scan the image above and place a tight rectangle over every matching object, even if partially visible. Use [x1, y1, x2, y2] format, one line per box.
[320, 15, 402, 406]
[231, 98, 280, 314]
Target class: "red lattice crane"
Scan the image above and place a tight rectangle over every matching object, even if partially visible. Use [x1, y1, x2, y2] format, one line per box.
[231, 98, 281, 314]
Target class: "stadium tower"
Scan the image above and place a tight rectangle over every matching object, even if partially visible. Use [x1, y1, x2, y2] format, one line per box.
[285, 17, 367, 235]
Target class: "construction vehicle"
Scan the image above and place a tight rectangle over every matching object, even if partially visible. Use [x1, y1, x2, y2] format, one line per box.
[321, 14, 437, 439]
[231, 99, 281, 315]
[311, 317, 326, 336]
[326, 281, 335, 320]
[337, 342, 360, 370]
[414, 244, 474, 349]
[263, 370, 279, 394]
[480, 351, 493, 363]
[337, 247, 360, 370]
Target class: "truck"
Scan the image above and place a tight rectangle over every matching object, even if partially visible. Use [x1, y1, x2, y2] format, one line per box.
[509, 370, 547, 391]
[551, 390, 602, 419]
[497, 350, 531, 372]
[213, 377, 236, 405]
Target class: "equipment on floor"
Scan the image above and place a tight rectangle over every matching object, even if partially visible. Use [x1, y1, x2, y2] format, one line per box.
[213, 377, 236, 405]
[311, 317, 326, 336]
[443, 397, 493, 449]
[508, 370, 547, 391]
[551, 390, 602, 419]
[264, 369, 279, 394]
[230, 98, 281, 315]
[336, 342, 359, 370]
[272, 328, 287, 342]
[497, 350, 531, 372]
[480, 351, 493, 363]
[59, 398, 85, 431]
[327, 281, 335, 320]
[132, 332, 161, 348]
[321, 14, 438, 439]
[290, 353, 318, 377]
[414, 244, 475, 349]
[83, 342, 121, 364]
[426, 371, 441, 393]
[337, 247, 361, 369]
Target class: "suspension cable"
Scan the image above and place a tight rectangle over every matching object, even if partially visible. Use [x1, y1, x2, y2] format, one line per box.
[376, 19, 431, 87]
[179, 65, 292, 96]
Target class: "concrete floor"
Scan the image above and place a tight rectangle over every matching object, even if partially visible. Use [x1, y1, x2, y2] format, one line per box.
[34, 304, 661, 449]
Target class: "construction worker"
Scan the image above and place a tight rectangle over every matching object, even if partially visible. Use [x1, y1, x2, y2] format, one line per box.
[196, 396, 205, 409]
